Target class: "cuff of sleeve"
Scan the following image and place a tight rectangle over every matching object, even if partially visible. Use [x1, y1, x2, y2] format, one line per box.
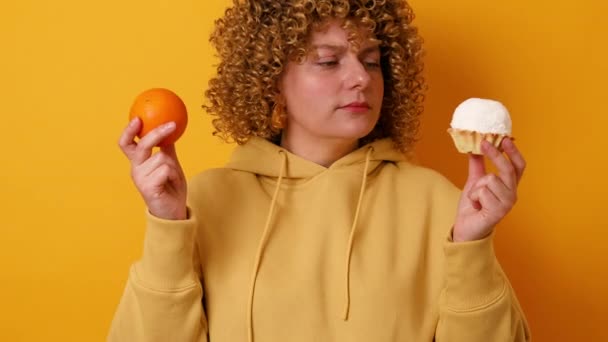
[443, 229, 506, 311]
[133, 207, 198, 290]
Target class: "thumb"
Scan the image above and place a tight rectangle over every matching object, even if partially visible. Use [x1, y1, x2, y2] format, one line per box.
[464, 153, 486, 191]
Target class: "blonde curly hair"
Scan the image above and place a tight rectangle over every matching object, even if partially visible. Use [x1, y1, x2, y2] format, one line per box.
[203, 0, 425, 153]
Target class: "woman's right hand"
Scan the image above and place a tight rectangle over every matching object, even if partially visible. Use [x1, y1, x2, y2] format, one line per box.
[118, 117, 188, 220]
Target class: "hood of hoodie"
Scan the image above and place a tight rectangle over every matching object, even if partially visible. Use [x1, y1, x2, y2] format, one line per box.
[223, 136, 409, 342]
[225, 137, 407, 179]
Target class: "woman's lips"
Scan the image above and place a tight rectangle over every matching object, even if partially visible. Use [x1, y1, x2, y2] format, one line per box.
[339, 102, 370, 113]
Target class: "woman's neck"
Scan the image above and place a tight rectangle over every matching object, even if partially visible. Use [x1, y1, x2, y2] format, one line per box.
[280, 132, 358, 167]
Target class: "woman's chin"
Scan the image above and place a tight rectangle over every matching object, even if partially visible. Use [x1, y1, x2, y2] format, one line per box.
[338, 120, 378, 140]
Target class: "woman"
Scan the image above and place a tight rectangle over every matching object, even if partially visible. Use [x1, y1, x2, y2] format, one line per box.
[110, 0, 530, 341]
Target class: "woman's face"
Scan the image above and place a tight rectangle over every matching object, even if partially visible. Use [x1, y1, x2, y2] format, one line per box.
[279, 20, 384, 145]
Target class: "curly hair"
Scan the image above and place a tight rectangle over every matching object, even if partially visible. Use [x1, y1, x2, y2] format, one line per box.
[203, 0, 425, 153]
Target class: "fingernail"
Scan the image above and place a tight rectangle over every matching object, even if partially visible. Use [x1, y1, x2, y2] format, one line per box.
[162, 121, 176, 130]
[129, 117, 139, 126]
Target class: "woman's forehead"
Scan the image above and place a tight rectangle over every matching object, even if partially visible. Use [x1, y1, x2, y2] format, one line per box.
[307, 19, 379, 49]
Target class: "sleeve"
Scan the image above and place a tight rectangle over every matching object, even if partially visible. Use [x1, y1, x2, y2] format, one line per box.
[435, 232, 531, 341]
[107, 209, 208, 342]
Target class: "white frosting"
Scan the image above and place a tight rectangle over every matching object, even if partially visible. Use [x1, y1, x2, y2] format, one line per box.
[450, 98, 512, 135]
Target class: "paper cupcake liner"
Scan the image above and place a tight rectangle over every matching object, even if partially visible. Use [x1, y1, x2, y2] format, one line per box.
[447, 128, 510, 155]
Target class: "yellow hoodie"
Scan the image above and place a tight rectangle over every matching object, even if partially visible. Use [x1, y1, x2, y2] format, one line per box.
[108, 137, 530, 342]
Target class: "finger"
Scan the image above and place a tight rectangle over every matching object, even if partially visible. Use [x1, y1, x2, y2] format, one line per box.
[118, 117, 142, 159]
[479, 186, 503, 214]
[468, 194, 482, 210]
[135, 151, 177, 178]
[480, 173, 516, 206]
[159, 144, 184, 176]
[468, 153, 486, 179]
[147, 163, 181, 192]
[501, 138, 526, 184]
[160, 143, 179, 162]
[470, 185, 502, 213]
[467, 173, 495, 201]
[467, 185, 483, 210]
[464, 153, 486, 192]
[467, 174, 499, 211]
[481, 140, 516, 191]
[131, 122, 176, 165]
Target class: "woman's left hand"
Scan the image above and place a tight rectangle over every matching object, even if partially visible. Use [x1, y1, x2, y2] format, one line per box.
[453, 138, 526, 242]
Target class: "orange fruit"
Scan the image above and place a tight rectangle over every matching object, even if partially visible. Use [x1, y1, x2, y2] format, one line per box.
[129, 88, 188, 146]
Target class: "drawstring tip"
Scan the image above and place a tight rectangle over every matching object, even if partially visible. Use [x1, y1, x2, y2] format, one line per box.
[342, 306, 350, 321]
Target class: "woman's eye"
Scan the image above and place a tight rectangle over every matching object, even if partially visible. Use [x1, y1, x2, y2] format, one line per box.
[317, 60, 338, 67]
[364, 60, 381, 68]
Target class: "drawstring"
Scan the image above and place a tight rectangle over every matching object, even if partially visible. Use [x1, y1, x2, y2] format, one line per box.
[342, 146, 374, 320]
[247, 150, 287, 342]
[246, 146, 373, 339]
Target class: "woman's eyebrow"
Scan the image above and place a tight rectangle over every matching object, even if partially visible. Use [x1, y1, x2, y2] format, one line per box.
[309, 42, 380, 57]
[310, 44, 348, 53]
[359, 42, 381, 55]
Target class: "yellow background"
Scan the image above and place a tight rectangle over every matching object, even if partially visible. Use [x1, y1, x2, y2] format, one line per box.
[1, 0, 606, 340]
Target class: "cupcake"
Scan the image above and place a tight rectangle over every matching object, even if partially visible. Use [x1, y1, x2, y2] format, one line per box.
[447, 98, 512, 155]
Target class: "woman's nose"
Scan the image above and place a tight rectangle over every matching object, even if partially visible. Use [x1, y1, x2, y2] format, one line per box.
[344, 59, 371, 90]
